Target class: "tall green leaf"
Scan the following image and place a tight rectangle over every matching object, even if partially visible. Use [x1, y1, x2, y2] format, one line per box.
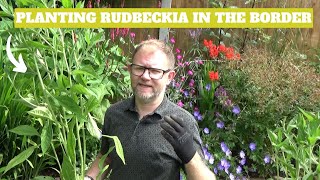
[4, 146, 37, 173]
[61, 154, 76, 180]
[28, 106, 54, 121]
[66, 130, 76, 163]
[56, 95, 82, 116]
[102, 135, 125, 165]
[41, 121, 52, 154]
[61, 0, 72, 8]
[9, 125, 39, 136]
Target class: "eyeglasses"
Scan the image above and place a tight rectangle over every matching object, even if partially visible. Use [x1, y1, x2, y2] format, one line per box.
[130, 64, 171, 80]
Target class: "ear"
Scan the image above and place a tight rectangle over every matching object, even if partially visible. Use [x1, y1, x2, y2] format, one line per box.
[166, 70, 176, 85]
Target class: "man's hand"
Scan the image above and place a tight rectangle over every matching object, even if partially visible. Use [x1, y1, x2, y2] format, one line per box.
[160, 115, 196, 164]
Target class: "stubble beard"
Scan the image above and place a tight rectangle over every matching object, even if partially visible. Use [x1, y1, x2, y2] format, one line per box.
[133, 86, 162, 103]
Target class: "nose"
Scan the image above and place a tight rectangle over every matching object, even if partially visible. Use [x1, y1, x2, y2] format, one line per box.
[140, 69, 151, 80]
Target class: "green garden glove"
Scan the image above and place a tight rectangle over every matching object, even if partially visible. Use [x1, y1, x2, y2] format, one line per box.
[160, 115, 196, 164]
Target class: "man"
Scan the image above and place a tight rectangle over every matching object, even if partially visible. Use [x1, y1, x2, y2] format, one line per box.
[86, 39, 216, 180]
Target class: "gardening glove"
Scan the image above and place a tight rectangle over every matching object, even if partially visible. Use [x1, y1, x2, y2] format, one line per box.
[160, 115, 196, 164]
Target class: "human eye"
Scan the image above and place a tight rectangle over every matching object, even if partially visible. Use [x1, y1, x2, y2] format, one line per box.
[149, 68, 163, 75]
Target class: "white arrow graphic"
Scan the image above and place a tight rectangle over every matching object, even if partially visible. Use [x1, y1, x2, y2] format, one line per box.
[6, 35, 27, 73]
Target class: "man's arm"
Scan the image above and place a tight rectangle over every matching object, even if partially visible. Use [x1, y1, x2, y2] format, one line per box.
[185, 152, 216, 180]
[86, 153, 111, 180]
[160, 115, 216, 180]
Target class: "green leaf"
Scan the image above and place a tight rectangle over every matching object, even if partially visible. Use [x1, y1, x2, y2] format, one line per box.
[66, 130, 76, 163]
[56, 95, 82, 116]
[41, 121, 52, 154]
[28, 106, 54, 121]
[72, 65, 97, 78]
[103, 135, 125, 165]
[4, 146, 37, 174]
[9, 125, 40, 136]
[70, 84, 97, 98]
[299, 108, 315, 122]
[61, 154, 76, 180]
[87, 113, 101, 139]
[75, 1, 84, 8]
[62, 0, 72, 8]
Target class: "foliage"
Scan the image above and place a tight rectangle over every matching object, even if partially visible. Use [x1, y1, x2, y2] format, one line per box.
[268, 109, 320, 179]
[0, 0, 130, 179]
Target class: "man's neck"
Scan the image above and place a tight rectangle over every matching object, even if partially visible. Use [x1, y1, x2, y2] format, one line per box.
[135, 96, 164, 120]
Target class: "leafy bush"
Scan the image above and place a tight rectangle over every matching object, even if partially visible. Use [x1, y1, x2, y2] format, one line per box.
[268, 109, 320, 179]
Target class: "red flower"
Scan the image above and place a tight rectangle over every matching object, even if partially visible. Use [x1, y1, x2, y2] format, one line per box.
[208, 71, 219, 81]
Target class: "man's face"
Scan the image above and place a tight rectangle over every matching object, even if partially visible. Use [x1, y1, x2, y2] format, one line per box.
[128, 46, 175, 103]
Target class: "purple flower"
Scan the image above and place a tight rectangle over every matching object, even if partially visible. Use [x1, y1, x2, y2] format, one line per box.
[215, 86, 227, 97]
[220, 142, 229, 153]
[205, 84, 211, 91]
[240, 158, 246, 165]
[232, 105, 241, 115]
[216, 121, 224, 129]
[239, 150, 245, 159]
[264, 155, 271, 164]
[204, 127, 210, 134]
[236, 166, 242, 174]
[249, 143, 256, 151]
[217, 162, 224, 170]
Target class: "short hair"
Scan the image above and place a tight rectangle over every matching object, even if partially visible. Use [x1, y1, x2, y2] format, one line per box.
[131, 39, 175, 69]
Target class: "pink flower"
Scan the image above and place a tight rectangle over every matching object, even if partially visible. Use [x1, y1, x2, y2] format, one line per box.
[177, 54, 182, 60]
[130, 32, 136, 38]
[184, 62, 190, 66]
[187, 70, 193, 76]
[178, 62, 184, 67]
[176, 48, 181, 53]
[177, 100, 184, 107]
[170, 37, 175, 44]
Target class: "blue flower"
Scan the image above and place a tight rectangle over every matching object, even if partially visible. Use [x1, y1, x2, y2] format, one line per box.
[193, 111, 202, 121]
[183, 90, 189, 97]
[249, 142, 256, 151]
[236, 166, 242, 174]
[220, 142, 229, 153]
[232, 105, 241, 115]
[264, 155, 271, 164]
[216, 121, 224, 129]
[229, 173, 235, 180]
[239, 150, 245, 159]
[204, 127, 210, 134]
[240, 158, 246, 165]
[221, 159, 230, 170]
[205, 83, 211, 91]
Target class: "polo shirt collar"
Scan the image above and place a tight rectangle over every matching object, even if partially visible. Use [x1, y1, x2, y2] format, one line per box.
[126, 95, 169, 118]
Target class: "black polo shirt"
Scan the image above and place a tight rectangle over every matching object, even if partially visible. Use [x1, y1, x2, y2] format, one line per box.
[101, 96, 203, 180]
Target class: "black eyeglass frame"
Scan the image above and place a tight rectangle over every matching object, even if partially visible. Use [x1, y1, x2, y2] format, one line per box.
[129, 63, 172, 80]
